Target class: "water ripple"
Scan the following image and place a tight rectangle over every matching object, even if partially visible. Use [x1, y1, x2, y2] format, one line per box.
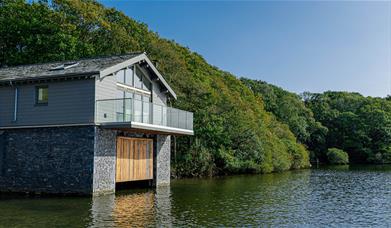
[0, 165, 390, 227]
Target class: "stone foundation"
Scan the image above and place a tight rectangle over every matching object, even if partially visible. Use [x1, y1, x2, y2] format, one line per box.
[0, 126, 172, 195]
[0, 126, 95, 194]
[93, 128, 171, 193]
[93, 127, 117, 195]
[156, 135, 171, 186]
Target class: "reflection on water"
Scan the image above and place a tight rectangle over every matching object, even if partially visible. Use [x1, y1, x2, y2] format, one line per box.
[90, 194, 115, 227]
[0, 165, 390, 227]
[89, 187, 172, 227]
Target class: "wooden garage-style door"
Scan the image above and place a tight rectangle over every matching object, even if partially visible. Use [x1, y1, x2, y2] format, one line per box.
[116, 137, 153, 182]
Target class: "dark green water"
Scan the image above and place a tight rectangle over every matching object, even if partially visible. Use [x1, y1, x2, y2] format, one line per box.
[0, 165, 390, 227]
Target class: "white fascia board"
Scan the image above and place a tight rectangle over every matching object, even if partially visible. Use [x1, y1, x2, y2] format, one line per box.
[142, 55, 178, 100]
[131, 122, 194, 135]
[99, 53, 145, 79]
[97, 121, 194, 135]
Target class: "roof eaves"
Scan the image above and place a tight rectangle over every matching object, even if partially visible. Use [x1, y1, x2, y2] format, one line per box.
[99, 53, 145, 78]
[143, 55, 177, 100]
[0, 72, 99, 84]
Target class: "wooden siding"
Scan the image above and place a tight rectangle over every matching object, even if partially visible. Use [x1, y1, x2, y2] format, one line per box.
[116, 137, 153, 182]
[0, 79, 95, 127]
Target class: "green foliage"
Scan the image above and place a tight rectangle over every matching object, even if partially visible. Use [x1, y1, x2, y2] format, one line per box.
[239, 76, 391, 166]
[172, 139, 216, 177]
[240, 79, 327, 145]
[0, 0, 310, 177]
[326, 148, 349, 165]
[240, 79, 329, 163]
[304, 91, 391, 164]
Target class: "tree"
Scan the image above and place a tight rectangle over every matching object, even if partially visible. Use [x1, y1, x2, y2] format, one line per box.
[327, 148, 349, 165]
[304, 91, 391, 164]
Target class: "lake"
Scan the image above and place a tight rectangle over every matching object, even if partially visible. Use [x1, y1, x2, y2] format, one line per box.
[0, 165, 390, 227]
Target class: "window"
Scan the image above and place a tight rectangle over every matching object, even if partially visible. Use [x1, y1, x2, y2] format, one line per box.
[116, 90, 124, 99]
[142, 95, 151, 123]
[142, 77, 152, 91]
[35, 86, 48, 105]
[134, 68, 142, 89]
[116, 65, 152, 99]
[135, 67, 152, 91]
[134, 94, 142, 122]
[125, 67, 133, 86]
[143, 95, 151, 102]
[125, 92, 133, 99]
[116, 70, 125, 84]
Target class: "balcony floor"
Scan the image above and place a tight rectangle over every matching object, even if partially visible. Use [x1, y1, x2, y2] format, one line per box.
[98, 121, 194, 136]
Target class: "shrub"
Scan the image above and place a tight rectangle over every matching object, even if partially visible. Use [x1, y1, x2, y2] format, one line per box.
[326, 148, 349, 165]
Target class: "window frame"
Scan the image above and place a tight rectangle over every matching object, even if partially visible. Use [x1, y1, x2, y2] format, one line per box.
[115, 64, 154, 104]
[35, 85, 49, 106]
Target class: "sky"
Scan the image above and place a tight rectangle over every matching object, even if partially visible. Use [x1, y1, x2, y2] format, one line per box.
[99, 1, 391, 97]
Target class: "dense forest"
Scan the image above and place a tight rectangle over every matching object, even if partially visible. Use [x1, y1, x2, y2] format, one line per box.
[240, 80, 391, 165]
[304, 92, 391, 164]
[0, 0, 390, 177]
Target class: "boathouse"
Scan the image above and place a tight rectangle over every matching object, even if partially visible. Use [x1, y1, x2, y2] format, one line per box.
[0, 53, 193, 195]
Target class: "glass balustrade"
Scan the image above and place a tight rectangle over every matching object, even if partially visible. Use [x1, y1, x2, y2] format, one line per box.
[96, 98, 193, 131]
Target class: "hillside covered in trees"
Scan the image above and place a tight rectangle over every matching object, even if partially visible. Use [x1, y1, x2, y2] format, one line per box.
[240, 80, 391, 165]
[0, 0, 390, 177]
[304, 91, 391, 164]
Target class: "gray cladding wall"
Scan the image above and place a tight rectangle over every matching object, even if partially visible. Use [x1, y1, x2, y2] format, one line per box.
[0, 79, 95, 127]
[95, 74, 118, 101]
[0, 126, 95, 194]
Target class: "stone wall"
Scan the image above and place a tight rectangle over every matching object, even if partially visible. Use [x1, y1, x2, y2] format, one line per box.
[0, 126, 95, 194]
[92, 128, 159, 195]
[155, 135, 171, 186]
[92, 127, 117, 195]
[0, 126, 172, 195]
[93, 129, 172, 191]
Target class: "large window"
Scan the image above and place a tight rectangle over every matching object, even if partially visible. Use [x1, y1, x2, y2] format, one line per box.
[123, 92, 133, 121]
[142, 76, 152, 91]
[116, 90, 124, 99]
[35, 86, 48, 105]
[134, 68, 142, 89]
[125, 92, 133, 99]
[134, 93, 142, 122]
[116, 70, 125, 84]
[142, 95, 150, 123]
[125, 67, 133, 86]
[115, 65, 154, 123]
[116, 65, 152, 93]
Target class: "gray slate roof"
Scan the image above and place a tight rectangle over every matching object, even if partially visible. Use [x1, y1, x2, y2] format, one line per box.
[0, 53, 143, 82]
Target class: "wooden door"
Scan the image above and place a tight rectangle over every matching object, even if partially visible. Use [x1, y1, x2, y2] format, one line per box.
[116, 137, 153, 182]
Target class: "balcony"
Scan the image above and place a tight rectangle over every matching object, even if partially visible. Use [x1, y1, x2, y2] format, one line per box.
[95, 98, 194, 135]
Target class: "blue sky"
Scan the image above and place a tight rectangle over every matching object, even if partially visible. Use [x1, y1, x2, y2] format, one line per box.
[99, 1, 391, 97]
